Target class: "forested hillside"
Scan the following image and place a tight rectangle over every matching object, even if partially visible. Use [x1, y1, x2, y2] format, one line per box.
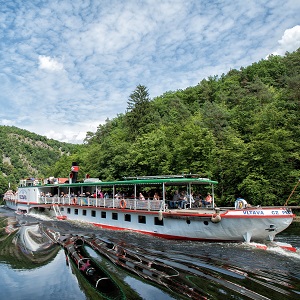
[0, 126, 79, 194]
[58, 49, 298, 207]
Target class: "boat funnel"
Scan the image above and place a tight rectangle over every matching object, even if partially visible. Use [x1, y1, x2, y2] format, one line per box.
[70, 162, 79, 183]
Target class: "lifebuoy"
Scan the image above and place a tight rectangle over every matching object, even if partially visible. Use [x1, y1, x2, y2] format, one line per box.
[72, 198, 77, 205]
[120, 199, 126, 209]
[211, 213, 221, 223]
[235, 199, 247, 209]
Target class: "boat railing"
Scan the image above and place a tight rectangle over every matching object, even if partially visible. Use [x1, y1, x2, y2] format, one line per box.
[3, 193, 18, 201]
[38, 196, 165, 211]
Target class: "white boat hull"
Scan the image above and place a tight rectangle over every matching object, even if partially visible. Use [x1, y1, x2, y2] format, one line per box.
[4, 176, 294, 243]
[5, 199, 293, 242]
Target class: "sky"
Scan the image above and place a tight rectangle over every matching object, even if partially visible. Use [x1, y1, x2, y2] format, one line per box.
[0, 1, 300, 144]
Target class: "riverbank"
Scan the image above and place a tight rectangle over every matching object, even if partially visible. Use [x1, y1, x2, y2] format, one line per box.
[293, 216, 300, 223]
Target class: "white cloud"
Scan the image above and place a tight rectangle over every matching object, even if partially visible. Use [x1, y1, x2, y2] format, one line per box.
[38, 55, 64, 71]
[1, 119, 14, 126]
[0, 1, 299, 143]
[268, 25, 300, 57]
[44, 129, 91, 144]
[278, 25, 300, 53]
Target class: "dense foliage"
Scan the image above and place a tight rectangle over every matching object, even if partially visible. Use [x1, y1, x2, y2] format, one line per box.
[0, 126, 79, 194]
[1, 50, 299, 207]
[80, 49, 300, 206]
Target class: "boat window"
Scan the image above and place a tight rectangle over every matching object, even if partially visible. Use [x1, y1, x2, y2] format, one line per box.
[60, 207, 64, 212]
[74, 209, 78, 215]
[91, 210, 96, 217]
[112, 212, 118, 220]
[82, 209, 87, 216]
[138, 215, 146, 224]
[154, 217, 164, 226]
[124, 214, 131, 222]
[67, 208, 71, 214]
[101, 211, 106, 218]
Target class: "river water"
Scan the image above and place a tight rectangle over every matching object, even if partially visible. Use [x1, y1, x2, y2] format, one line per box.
[0, 206, 299, 300]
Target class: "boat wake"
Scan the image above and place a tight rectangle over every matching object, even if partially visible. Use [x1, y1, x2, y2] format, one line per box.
[245, 242, 299, 258]
[26, 211, 53, 221]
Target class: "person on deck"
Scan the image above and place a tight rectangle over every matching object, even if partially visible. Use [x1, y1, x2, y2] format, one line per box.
[139, 193, 145, 200]
[169, 190, 180, 208]
[98, 190, 104, 199]
[186, 191, 194, 208]
[194, 193, 203, 207]
[115, 192, 122, 199]
[202, 193, 212, 206]
[178, 191, 187, 209]
[153, 192, 160, 200]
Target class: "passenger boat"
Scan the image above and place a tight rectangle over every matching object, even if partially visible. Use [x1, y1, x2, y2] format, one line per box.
[60, 235, 125, 300]
[3, 164, 295, 243]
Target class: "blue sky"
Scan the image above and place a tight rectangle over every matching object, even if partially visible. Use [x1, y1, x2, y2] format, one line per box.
[0, 0, 299, 144]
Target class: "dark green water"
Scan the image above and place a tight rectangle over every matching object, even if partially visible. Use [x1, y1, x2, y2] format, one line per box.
[0, 206, 299, 299]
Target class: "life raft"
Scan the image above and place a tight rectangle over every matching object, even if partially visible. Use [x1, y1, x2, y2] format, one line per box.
[120, 199, 127, 209]
[158, 210, 163, 221]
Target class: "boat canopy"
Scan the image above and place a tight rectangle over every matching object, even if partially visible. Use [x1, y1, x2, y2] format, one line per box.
[32, 176, 218, 188]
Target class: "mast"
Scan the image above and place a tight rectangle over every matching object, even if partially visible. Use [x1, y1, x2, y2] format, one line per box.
[284, 179, 300, 206]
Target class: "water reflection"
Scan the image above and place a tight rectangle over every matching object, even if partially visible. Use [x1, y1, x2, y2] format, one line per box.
[0, 207, 300, 300]
[85, 246, 175, 300]
[0, 217, 59, 268]
[0, 250, 87, 300]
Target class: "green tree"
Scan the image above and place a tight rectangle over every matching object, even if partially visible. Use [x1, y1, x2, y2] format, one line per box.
[0, 174, 9, 195]
[172, 114, 216, 176]
[127, 127, 172, 176]
[126, 84, 152, 138]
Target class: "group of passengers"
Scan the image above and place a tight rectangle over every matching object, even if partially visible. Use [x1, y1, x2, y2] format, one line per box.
[193, 193, 212, 207]
[40, 192, 53, 197]
[40, 189, 212, 209]
[168, 191, 213, 209]
[114, 191, 160, 201]
[168, 190, 187, 209]
[139, 192, 160, 201]
[113, 190, 213, 209]
[59, 190, 109, 199]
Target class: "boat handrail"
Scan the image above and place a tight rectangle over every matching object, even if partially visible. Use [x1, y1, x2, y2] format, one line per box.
[37, 196, 166, 212]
